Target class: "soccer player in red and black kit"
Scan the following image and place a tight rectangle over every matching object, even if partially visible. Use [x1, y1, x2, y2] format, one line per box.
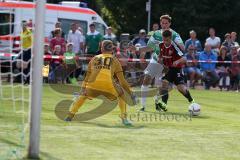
[155, 30, 195, 111]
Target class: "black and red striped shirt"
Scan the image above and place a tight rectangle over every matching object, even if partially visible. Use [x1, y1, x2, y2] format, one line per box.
[159, 42, 184, 68]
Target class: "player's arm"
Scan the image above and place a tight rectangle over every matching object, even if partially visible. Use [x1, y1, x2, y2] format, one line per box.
[130, 34, 157, 53]
[172, 42, 186, 67]
[115, 71, 132, 95]
[172, 56, 187, 67]
[114, 60, 138, 105]
[138, 46, 153, 53]
[174, 33, 185, 52]
[113, 58, 132, 95]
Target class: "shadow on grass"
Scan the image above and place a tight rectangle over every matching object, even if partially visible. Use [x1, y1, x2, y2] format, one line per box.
[0, 138, 61, 160]
[191, 115, 211, 119]
[80, 121, 145, 129]
[23, 151, 62, 160]
[143, 110, 210, 119]
[0, 137, 24, 148]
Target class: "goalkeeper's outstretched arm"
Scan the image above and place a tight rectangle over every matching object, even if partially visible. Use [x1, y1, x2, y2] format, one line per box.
[115, 71, 132, 95]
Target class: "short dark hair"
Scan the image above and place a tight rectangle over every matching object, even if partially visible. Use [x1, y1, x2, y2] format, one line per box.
[209, 27, 215, 31]
[89, 23, 95, 27]
[160, 14, 172, 23]
[71, 23, 77, 26]
[162, 30, 172, 38]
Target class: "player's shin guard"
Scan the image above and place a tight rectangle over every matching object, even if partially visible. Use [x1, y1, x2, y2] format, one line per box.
[182, 90, 193, 103]
[141, 85, 149, 108]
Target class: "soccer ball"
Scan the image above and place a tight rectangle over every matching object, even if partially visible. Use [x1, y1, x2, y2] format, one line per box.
[188, 103, 201, 116]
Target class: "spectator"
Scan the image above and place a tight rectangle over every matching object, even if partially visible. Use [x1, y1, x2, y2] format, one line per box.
[43, 43, 52, 65]
[51, 45, 63, 68]
[49, 21, 65, 41]
[103, 27, 117, 45]
[50, 28, 66, 54]
[184, 45, 202, 88]
[216, 46, 231, 91]
[27, 19, 33, 30]
[43, 44, 51, 83]
[199, 43, 219, 89]
[229, 46, 240, 91]
[63, 43, 81, 84]
[84, 23, 103, 55]
[67, 23, 84, 55]
[77, 26, 86, 42]
[231, 32, 239, 47]
[206, 27, 221, 54]
[130, 29, 149, 66]
[222, 33, 234, 53]
[185, 30, 202, 52]
[49, 45, 65, 83]
[147, 23, 159, 37]
[131, 29, 149, 47]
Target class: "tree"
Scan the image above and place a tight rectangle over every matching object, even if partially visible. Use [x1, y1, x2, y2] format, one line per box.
[101, 0, 240, 42]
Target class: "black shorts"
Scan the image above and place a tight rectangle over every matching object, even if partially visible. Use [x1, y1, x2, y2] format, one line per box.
[17, 48, 32, 61]
[162, 67, 185, 85]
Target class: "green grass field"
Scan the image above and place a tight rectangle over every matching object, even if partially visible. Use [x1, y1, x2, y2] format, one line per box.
[0, 84, 240, 160]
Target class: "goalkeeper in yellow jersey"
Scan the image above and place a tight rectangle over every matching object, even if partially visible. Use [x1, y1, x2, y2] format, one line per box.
[64, 40, 137, 126]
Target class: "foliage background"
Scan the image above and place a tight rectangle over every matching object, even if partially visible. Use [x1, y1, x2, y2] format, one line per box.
[29, 0, 240, 42]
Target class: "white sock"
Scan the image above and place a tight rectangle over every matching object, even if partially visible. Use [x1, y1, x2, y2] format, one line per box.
[219, 78, 223, 86]
[154, 94, 161, 103]
[141, 85, 148, 108]
[154, 75, 161, 87]
[226, 76, 230, 86]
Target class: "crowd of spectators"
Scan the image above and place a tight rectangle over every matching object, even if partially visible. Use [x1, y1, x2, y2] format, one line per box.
[42, 21, 115, 84]
[125, 26, 239, 91]
[16, 19, 240, 92]
[184, 28, 240, 91]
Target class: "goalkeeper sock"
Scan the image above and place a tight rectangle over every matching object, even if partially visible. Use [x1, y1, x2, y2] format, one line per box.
[70, 96, 87, 114]
[119, 96, 127, 119]
[183, 90, 193, 103]
[141, 85, 148, 108]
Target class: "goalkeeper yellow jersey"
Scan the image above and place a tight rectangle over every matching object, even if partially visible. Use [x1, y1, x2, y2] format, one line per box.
[20, 28, 33, 49]
[83, 53, 131, 100]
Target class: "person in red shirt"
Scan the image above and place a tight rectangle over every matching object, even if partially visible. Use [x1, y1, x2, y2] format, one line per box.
[50, 28, 66, 54]
[49, 45, 65, 83]
[155, 30, 195, 111]
[43, 43, 52, 65]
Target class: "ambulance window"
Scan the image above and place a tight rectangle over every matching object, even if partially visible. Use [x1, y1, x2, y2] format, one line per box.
[58, 18, 87, 36]
[0, 13, 14, 36]
[93, 22, 106, 35]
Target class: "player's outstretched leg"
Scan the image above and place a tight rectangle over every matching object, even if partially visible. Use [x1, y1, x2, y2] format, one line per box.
[177, 84, 195, 104]
[140, 75, 152, 111]
[64, 96, 87, 121]
[119, 96, 132, 126]
[155, 80, 169, 112]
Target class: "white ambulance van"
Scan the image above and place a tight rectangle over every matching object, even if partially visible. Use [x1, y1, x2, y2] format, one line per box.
[0, 0, 107, 54]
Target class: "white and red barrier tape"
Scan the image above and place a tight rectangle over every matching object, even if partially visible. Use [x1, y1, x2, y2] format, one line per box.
[0, 53, 240, 63]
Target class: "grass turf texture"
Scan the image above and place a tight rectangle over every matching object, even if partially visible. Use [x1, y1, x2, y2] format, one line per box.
[0, 84, 240, 160]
